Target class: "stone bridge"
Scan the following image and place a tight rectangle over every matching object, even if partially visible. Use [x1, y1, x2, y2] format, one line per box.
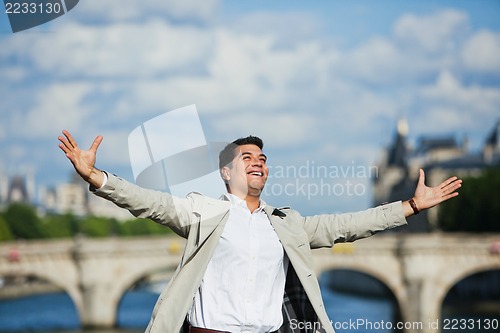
[1, 233, 499, 333]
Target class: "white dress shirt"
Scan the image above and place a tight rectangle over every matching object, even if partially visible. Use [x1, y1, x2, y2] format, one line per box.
[188, 194, 288, 333]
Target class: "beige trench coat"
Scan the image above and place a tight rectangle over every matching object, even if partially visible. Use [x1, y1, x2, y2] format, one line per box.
[94, 173, 407, 333]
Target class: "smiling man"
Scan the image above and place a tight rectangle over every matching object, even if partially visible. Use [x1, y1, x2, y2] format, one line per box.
[58, 130, 462, 333]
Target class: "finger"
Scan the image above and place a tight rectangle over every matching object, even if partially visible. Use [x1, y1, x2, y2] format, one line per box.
[439, 176, 458, 189]
[58, 142, 70, 154]
[443, 178, 462, 189]
[58, 135, 72, 151]
[89, 135, 103, 152]
[418, 169, 425, 186]
[62, 130, 77, 148]
[439, 181, 461, 196]
[58, 143, 77, 164]
[442, 180, 462, 195]
[441, 192, 459, 201]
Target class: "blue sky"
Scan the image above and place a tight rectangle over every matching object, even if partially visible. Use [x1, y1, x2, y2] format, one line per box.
[0, 0, 499, 214]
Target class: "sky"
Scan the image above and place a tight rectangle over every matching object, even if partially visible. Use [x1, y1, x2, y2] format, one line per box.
[0, 0, 499, 215]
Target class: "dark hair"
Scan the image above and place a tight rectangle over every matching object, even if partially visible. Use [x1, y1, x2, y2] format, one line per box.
[219, 135, 264, 169]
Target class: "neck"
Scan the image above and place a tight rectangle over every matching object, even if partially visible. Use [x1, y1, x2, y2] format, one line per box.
[228, 189, 261, 213]
[244, 195, 260, 213]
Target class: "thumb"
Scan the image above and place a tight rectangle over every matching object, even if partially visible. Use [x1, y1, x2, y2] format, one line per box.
[418, 168, 425, 186]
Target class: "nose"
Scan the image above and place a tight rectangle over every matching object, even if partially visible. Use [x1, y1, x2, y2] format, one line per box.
[252, 157, 262, 166]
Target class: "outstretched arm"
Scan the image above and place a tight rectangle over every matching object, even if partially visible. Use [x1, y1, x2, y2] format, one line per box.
[402, 168, 462, 217]
[58, 130, 105, 189]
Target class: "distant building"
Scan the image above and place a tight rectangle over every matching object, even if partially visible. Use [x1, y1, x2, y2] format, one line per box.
[0, 168, 133, 220]
[0, 169, 36, 207]
[0, 171, 8, 204]
[7, 176, 29, 203]
[43, 173, 133, 220]
[373, 119, 500, 232]
[54, 176, 88, 216]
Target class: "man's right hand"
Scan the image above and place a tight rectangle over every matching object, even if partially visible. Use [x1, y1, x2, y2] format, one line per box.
[58, 130, 105, 189]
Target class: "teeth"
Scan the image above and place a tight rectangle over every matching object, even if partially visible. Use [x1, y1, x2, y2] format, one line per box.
[250, 172, 262, 176]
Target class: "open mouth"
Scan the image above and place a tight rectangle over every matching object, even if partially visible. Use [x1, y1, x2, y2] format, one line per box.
[248, 171, 263, 176]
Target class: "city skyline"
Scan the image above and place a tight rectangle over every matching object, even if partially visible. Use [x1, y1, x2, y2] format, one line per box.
[1, 118, 497, 221]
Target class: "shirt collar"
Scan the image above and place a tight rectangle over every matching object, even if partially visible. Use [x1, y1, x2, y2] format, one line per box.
[223, 193, 267, 212]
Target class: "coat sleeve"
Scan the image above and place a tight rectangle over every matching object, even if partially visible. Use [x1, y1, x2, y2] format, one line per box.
[301, 201, 408, 249]
[91, 173, 195, 238]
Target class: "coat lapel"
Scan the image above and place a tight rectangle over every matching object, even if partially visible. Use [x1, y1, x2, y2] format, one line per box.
[197, 198, 231, 246]
[264, 206, 328, 333]
[265, 206, 308, 249]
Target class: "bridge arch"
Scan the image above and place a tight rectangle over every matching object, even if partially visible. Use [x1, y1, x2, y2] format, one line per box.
[0, 270, 80, 303]
[319, 265, 404, 329]
[318, 264, 405, 327]
[315, 241, 407, 316]
[441, 268, 500, 308]
[115, 264, 179, 327]
[110, 262, 179, 315]
[77, 253, 182, 328]
[0, 270, 82, 332]
[0, 246, 83, 313]
[437, 263, 500, 306]
[421, 258, 500, 326]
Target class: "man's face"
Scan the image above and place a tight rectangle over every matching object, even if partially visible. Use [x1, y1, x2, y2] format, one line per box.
[222, 144, 269, 198]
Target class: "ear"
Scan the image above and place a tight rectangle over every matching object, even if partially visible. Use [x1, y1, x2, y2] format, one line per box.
[220, 167, 230, 181]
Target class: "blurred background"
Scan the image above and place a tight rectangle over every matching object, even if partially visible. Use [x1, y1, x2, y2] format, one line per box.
[0, 0, 499, 332]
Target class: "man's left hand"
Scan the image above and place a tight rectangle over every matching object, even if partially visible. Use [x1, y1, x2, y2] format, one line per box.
[405, 168, 462, 216]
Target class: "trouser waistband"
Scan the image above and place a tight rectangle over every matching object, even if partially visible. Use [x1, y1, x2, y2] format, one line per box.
[189, 325, 278, 333]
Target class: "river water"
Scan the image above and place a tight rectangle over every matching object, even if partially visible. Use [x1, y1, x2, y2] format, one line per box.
[0, 287, 395, 333]
[0, 275, 497, 333]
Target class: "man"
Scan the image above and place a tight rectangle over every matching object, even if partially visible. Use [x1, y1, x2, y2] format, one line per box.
[58, 130, 461, 333]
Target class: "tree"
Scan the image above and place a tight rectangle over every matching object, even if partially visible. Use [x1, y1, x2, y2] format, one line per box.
[118, 218, 172, 236]
[438, 168, 500, 232]
[43, 213, 80, 238]
[3, 203, 45, 239]
[0, 215, 14, 241]
[80, 216, 119, 237]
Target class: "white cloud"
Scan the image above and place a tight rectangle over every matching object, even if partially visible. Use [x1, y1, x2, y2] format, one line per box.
[461, 30, 500, 73]
[209, 112, 317, 149]
[424, 105, 475, 129]
[113, 28, 338, 116]
[338, 37, 404, 84]
[16, 83, 93, 138]
[5, 144, 28, 161]
[394, 9, 469, 53]
[228, 11, 323, 46]
[1, 67, 27, 82]
[93, 129, 131, 167]
[420, 71, 500, 116]
[413, 71, 500, 145]
[3, 20, 214, 78]
[73, 0, 219, 23]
